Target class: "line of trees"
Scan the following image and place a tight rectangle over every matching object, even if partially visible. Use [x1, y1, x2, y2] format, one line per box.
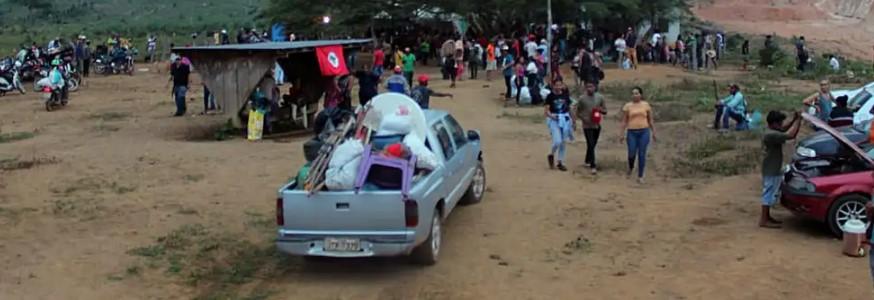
[262, 0, 689, 36]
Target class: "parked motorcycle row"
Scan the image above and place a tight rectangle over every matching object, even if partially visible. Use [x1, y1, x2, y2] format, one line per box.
[93, 45, 136, 76]
[2, 45, 101, 111]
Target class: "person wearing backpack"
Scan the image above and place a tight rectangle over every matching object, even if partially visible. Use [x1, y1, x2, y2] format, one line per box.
[411, 75, 453, 109]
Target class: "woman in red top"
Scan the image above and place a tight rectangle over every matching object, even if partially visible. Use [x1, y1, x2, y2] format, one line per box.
[373, 47, 385, 77]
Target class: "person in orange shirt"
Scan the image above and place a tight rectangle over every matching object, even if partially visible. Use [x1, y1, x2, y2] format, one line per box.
[619, 87, 656, 184]
[485, 42, 497, 81]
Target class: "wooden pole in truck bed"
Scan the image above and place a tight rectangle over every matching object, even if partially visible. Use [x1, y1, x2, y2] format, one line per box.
[305, 118, 355, 194]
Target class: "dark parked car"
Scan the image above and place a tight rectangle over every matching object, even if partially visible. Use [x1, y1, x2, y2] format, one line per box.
[781, 115, 874, 237]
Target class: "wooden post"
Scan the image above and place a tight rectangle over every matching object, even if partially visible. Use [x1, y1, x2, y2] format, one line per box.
[547, 0, 553, 83]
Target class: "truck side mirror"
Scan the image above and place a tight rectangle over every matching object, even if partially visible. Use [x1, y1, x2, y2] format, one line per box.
[467, 130, 480, 141]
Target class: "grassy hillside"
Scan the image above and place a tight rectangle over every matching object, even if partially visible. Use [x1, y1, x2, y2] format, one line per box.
[0, 0, 262, 56]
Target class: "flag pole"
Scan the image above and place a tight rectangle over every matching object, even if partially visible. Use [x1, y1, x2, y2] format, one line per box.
[547, 0, 553, 84]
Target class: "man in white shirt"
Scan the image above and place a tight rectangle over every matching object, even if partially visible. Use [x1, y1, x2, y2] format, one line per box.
[614, 36, 627, 69]
[830, 55, 840, 71]
[525, 36, 538, 60]
[650, 32, 661, 63]
[538, 39, 549, 63]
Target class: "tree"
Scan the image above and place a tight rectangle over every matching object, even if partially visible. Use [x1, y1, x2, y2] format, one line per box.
[9, 0, 53, 13]
[262, 0, 689, 36]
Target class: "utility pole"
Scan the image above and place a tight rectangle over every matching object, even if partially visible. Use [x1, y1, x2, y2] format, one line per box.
[546, 0, 553, 83]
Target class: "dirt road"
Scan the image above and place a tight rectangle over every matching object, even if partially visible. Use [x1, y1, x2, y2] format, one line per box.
[0, 65, 870, 299]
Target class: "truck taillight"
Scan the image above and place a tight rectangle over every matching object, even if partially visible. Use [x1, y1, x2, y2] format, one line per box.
[404, 200, 418, 227]
[276, 198, 284, 226]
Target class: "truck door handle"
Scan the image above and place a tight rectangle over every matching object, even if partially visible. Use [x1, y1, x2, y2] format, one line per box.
[336, 203, 350, 210]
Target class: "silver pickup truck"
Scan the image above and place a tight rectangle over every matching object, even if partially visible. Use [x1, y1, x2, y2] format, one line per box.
[276, 110, 485, 265]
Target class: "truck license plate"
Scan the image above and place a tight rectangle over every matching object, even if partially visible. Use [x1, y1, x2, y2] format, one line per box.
[324, 238, 360, 252]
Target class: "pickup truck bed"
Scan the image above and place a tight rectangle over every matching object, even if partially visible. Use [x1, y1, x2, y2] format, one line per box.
[275, 110, 485, 265]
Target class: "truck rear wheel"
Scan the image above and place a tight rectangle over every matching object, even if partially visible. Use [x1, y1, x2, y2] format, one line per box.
[410, 211, 441, 265]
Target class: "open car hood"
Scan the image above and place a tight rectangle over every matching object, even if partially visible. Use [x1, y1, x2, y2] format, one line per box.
[802, 112, 874, 167]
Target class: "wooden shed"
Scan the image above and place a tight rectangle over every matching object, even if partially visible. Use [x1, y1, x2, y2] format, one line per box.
[173, 39, 371, 127]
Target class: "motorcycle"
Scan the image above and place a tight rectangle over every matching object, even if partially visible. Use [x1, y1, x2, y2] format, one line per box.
[17, 59, 40, 81]
[33, 65, 79, 93]
[41, 85, 66, 111]
[0, 64, 26, 96]
[94, 53, 134, 76]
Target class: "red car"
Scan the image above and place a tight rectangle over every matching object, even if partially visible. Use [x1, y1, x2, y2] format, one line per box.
[780, 114, 874, 237]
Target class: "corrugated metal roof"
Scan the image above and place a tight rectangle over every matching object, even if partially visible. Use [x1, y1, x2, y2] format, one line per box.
[173, 39, 371, 52]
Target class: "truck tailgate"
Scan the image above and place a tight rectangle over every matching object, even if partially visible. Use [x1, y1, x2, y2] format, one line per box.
[280, 188, 406, 231]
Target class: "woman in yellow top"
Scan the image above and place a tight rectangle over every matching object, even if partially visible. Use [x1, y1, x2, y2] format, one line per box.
[619, 87, 656, 184]
[393, 46, 404, 71]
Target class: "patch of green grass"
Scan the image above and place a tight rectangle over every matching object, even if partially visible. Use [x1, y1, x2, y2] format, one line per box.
[214, 119, 238, 141]
[126, 266, 141, 276]
[126, 223, 289, 299]
[183, 174, 205, 183]
[0, 131, 35, 144]
[89, 112, 131, 122]
[94, 121, 121, 133]
[497, 111, 544, 124]
[669, 132, 763, 177]
[652, 102, 693, 122]
[51, 178, 105, 197]
[107, 274, 125, 281]
[178, 208, 198, 215]
[110, 181, 137, 194]
[244, 211, 273, 230]
[128, 245, 166, 258]
[685, 137, 736, 160]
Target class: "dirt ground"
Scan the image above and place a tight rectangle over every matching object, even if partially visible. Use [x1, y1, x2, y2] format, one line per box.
[0, 62, 871, 300]
[694, 0, 874, 59]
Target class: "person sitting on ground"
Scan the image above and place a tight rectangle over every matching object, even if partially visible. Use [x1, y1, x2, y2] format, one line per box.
[829, 95, 854, 127]
[714, 84, 748, 131]
[411, 75, 453, 109]
[385, 66, 409, 95]
[760, 110, 802, 228]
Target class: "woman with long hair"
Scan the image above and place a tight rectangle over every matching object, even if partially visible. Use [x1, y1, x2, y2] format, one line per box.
[619, 87, 656, 184]
[544, 80, 575, 171]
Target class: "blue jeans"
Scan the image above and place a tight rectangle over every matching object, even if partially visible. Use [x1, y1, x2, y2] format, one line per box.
[626, 128, 651, 178]
[203, 85, 216, 112]
[174, 85, 187, 115]
[373, 65, 384, 77]
[548, 114, 573, 162]
[718, 106, 748, 130]
[761, 176, 782, 206]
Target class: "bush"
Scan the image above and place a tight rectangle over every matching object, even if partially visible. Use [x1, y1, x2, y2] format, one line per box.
[758, 46, 787, 67]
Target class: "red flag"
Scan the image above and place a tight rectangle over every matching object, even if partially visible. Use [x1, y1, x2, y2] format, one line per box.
[316, 45, 348, 76]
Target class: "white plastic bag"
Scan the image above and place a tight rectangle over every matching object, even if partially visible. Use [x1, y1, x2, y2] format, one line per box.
[403, 134, 442, 170]
[376, 111, 413, 136]
[509, 75, 519, 98]
[36, 77, 51, 89]
[519, 87, 532, 105]
[540, 88, 551, 101]
[325, 139, 364, 190]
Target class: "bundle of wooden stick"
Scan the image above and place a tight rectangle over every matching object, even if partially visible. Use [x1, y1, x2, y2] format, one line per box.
[304, 118, 355, 194]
